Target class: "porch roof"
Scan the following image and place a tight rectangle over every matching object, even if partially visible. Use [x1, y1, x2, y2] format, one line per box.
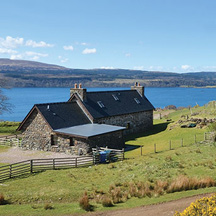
[54, 123, 125, 138]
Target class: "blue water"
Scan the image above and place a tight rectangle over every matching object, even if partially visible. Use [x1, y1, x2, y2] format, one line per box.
[0, 87, 216, 122]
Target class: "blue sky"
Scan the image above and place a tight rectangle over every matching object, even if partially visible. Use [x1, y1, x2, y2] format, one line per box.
[0, 0, 216, 73]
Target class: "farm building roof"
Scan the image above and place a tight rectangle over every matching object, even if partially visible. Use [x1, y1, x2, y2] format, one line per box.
[36, 101, 91, 130]
[81, 90, 154, 119]
[54, 123, 125, 138]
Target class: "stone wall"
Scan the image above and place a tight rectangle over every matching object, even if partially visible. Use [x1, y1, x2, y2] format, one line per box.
[95, 110, 153, 134]
[21, 110, 53, 151]
[88, 130, 124, 149]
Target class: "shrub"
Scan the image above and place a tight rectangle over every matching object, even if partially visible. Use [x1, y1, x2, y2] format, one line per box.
[101, 196, 114, 207]
[0, 194, 7, 205]
[79, 192, 94, 211]
[174, 194, 216, 215]
[44, 203, 54, 210]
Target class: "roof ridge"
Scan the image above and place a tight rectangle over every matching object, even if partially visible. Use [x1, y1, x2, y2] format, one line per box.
[35, 101, 75, 106]
[87, 89, 133, 94]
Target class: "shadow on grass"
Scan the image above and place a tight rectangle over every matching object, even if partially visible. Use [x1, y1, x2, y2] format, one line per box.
[125, 121, 172, 142]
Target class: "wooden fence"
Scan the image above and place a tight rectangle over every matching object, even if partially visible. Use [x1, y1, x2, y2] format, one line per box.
[0, 156, 94, 182]
[139, 132, 215, 155]
[0, 135, 22, 147]
[0, 148, 125, 182]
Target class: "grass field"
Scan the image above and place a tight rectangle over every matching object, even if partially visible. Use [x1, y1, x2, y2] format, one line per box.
[0, 103, 216, 215]
[0, 121, 20, 135]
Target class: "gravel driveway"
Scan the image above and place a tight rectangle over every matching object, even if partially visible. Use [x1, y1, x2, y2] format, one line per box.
[0, 146, 73, 164]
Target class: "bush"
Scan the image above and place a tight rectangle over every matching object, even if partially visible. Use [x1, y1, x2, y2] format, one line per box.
[101, 196, 114, 207]
[79, 192, 94, 211]
[0, 194, 8, 205]
[44, 203, 54, 210]
[175, 194, 216, 215]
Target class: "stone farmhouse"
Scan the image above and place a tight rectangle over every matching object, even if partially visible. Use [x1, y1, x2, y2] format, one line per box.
[17, 83, 154, 155]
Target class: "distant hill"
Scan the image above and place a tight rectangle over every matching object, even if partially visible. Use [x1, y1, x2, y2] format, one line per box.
[0, 58, 67, 71]
[0, 58, 216, 88]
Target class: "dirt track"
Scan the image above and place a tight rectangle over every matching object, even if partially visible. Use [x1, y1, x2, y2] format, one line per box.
[84, 193, 214, 216]
[0, 146, 71, 164]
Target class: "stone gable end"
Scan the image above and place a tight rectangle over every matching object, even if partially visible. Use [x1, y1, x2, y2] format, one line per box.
[21, 109, 53, 151]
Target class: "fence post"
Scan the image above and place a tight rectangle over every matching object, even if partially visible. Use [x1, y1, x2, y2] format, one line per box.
[53, 159, 55, 170]
[140, 145, 143, 156]
[122, 148, 125, 160]
[30, 160, 33, 173]
[181, 138, 183, 147]
[75, 157, 77, 168]
[9, 164, 12, 178]
[154, 144, 157, 153]
[169, 140, 172, 150]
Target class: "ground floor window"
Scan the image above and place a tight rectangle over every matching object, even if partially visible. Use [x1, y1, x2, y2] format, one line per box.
[70, 137, 74, 146]
[126, 122, 131, 129]
[51, 135, 58, 145]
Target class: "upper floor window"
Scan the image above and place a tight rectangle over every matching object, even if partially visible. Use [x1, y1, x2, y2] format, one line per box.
[134, 98, 141, 104]
[112, 94, 119, 101]
[97, 101, 105, 108]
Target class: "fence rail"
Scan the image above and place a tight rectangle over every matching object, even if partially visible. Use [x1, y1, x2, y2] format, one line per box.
[0, 156, 94, 182]
[0, 135, 22, 147]
[0, 147, 125, 182]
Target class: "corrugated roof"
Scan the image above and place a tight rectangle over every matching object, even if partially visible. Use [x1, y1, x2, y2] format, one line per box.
[36, 101, 91, 130]
[81, 90, 154, 119]
[54, 124, 125, 138]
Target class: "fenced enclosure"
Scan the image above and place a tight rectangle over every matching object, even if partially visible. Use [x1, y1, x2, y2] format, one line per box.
[0, 156, 94, 182]
[0, 148, 125, 182]
[0, 135, 22, 147]
[138, 132, 215, 156]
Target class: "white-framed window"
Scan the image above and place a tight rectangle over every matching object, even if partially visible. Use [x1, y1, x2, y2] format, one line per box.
[112, 94, 119, 101]
[97, 101, 105, 108]
[134, 98, 141, 104]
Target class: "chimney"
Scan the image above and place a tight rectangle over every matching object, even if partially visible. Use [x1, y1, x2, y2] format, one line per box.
[131, 82, 144, 97]
[70, 83, 87, 101]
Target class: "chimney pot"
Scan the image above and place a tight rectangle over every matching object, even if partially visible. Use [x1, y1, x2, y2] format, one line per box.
[79, 83, 82, 89]
[74, 83, 77, 88]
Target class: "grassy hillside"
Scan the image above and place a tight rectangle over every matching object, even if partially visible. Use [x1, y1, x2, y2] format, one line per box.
[0, 103, 216, 215]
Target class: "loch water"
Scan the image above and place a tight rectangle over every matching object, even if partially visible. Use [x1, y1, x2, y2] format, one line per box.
[1, 87, 216, 122]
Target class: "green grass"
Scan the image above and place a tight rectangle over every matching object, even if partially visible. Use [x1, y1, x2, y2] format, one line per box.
[0, 121, 20, 135]
[0, 104, 216, 215]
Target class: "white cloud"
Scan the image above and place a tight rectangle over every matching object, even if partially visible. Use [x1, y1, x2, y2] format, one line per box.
[0, 36, 24, 48]
[125, 53, 131, 57]
[81, 42, 87, 46]
[10, 51, 48, 61]
[100, 66, 115, 69]
[0, 48, 17, 54]
[25, 51, 48, 57]
[10, 54, 23, 60]
[25, 40, 54, 48]
[133, 66, 145, 70]
[149, 66, 164, 71]
[82, 48, 96, 54]
[181, 65, 191, 70]
[63, 45, 74, 51]
[58, 56, 69, 63]
[201, 66, 216, 71]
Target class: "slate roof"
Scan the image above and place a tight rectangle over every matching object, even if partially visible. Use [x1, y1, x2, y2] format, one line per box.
[36, 101, 91, 130]
[54, 124, 125, 138]
[81, 90, 154, 119]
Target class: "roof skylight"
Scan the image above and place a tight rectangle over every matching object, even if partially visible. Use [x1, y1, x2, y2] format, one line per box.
[134, 98, 141, 104]
[97, 101, 105, 108]
[112, 94, 119, 101]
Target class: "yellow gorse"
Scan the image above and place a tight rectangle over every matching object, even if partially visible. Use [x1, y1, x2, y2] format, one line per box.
[175, 194, 216, 216]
